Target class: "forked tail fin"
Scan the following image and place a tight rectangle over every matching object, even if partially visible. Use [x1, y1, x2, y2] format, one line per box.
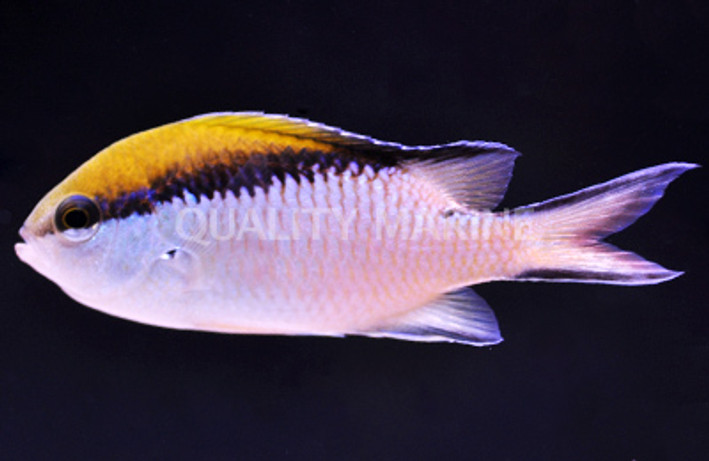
[515, 162, 698, 285]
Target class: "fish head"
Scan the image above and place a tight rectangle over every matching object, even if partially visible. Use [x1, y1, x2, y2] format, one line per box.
[15, 112, 360, 328]
[13, 139, 193, 316]
[15, 188, 152, 307]
[15, 139, 212, 331]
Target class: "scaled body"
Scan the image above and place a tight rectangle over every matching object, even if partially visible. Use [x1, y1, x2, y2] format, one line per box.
[15, 113, 697, 345]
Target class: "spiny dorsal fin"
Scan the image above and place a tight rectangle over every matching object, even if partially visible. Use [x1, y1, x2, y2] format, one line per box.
[356, 287, 503, 346]
[185, 112, 396, 150]
[189, 112, 517, 154]
[190, 113, 521, 210]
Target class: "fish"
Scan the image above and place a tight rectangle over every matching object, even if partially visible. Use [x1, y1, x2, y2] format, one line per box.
[15, 112, 698, 346]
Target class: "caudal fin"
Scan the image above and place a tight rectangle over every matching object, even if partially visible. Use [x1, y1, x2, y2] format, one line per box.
[515, 162, 698, 285]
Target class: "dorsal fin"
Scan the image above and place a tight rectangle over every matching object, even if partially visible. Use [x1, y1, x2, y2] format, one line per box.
[192, 113, 521, 209]
[405, 144, 520, 210]
[188, 113, 520, 210]
[30, 112, 520, 230]
[184, 112, 398, 151]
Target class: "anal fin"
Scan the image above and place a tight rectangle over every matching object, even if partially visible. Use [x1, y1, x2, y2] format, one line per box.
[357, 288, 503, 346]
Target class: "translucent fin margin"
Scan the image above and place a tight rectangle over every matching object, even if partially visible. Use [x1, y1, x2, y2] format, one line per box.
[355, 288, 503, 346]
[407, 144, 520, 210]
[516, 162, 699, 285]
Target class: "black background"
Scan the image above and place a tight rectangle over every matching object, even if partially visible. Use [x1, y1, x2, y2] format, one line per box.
[2, 1, 708, 460]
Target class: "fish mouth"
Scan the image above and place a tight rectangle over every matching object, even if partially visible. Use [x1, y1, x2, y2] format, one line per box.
[18, 225, 31, 242]
[15, 226, 31, 263]
[15, 225, 50, 278]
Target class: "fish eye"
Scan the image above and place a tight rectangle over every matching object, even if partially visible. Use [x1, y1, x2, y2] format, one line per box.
[54, 195, 101, 242]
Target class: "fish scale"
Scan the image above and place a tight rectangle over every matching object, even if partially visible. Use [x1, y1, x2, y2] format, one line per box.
[15, 112, 697, 345]
[193, 168, 526, 331]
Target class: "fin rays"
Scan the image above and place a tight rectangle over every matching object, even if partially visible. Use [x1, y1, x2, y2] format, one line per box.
[407, 147, 520, 210]
[96, 113, 521, 220]
[516, 163, 698, 285]
[356, 288, 503, 346]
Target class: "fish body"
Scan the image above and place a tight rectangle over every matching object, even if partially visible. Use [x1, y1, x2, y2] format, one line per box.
[15, 113, 697, 345]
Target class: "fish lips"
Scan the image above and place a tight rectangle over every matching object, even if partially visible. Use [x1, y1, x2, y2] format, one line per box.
[15, 225, 31, 263]
[15, 225, 49, 278]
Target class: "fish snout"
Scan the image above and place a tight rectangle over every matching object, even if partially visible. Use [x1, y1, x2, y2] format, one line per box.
[18, 225, 31, 243]
[15, 225, 34, 264]
[15, 241, 29, 263]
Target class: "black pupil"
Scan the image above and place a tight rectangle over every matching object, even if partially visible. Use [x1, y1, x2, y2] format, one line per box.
[54, 195, 100, 235]
[64, 208, 90, 229]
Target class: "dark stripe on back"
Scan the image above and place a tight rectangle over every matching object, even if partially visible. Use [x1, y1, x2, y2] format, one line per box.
[97, 147, 381, 220]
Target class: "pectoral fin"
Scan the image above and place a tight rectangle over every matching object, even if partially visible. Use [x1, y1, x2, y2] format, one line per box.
[357, 288, 503, 346]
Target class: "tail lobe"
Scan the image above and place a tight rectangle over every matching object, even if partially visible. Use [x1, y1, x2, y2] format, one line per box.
[515, 162, 698, 285]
